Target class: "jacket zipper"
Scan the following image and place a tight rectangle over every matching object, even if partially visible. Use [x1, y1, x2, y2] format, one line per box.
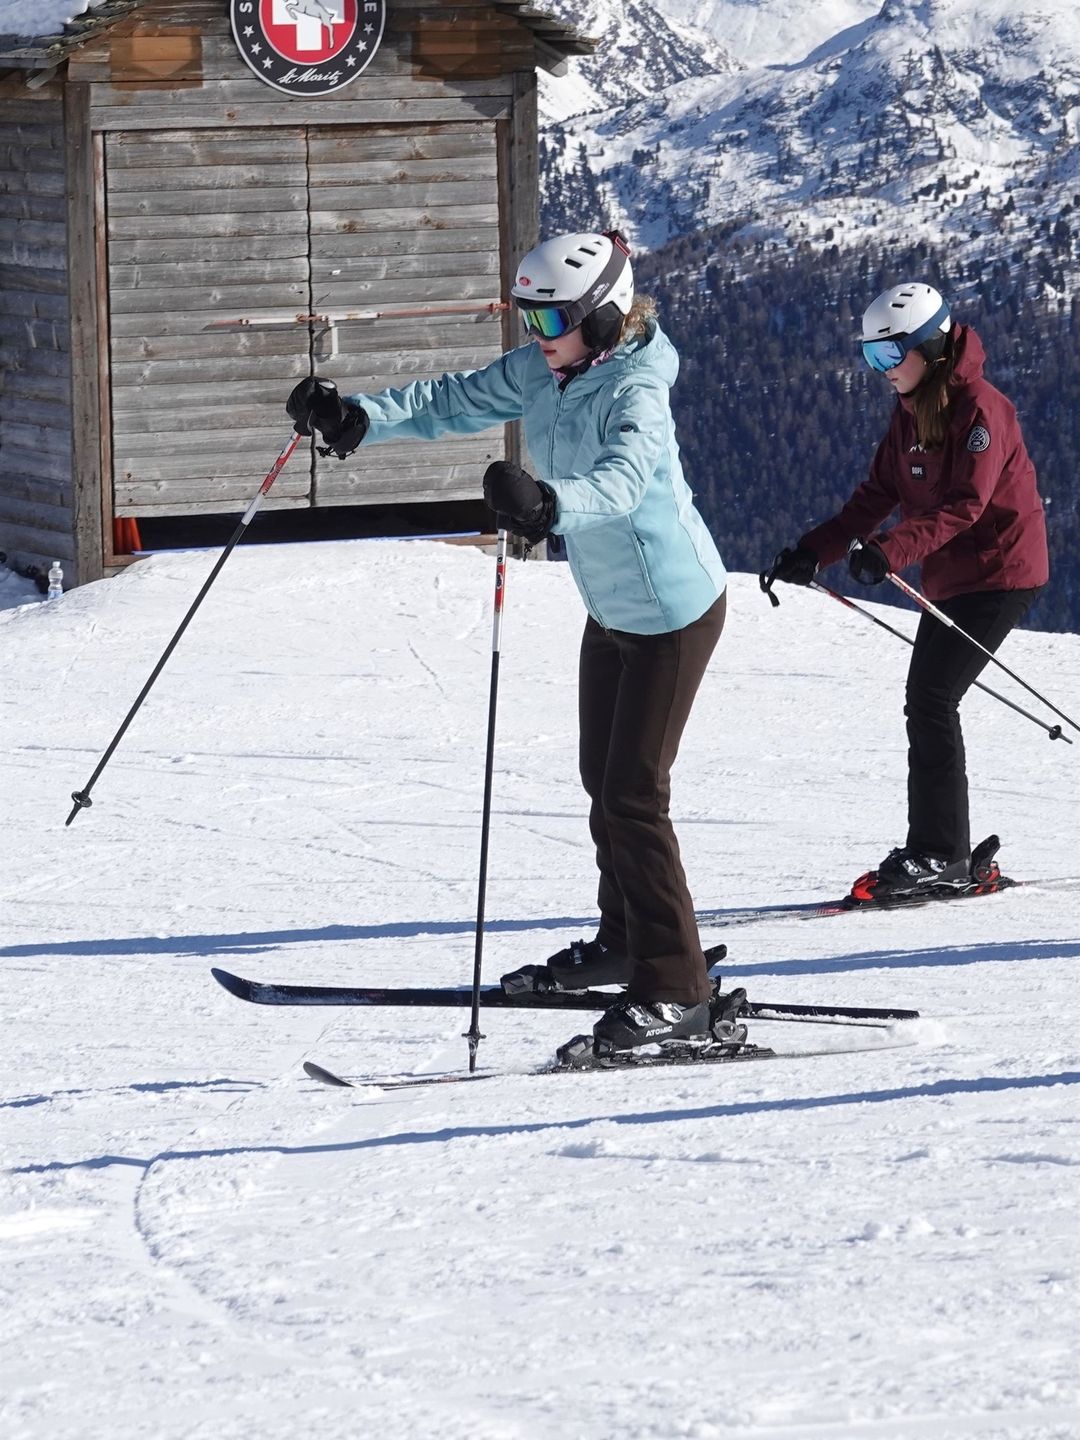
[549, 387, 607, 627]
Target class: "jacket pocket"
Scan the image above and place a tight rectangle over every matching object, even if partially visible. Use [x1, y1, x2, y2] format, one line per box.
[630, 531, 659, 604]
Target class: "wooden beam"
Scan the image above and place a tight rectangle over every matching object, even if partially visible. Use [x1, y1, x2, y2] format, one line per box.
[64, 82, 104, 586]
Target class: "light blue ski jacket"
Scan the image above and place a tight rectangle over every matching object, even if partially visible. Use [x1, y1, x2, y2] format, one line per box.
[347, 322, 726, 634]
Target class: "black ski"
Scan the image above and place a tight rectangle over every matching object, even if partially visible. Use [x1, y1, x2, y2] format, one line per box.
[215, 968, 917, 1026]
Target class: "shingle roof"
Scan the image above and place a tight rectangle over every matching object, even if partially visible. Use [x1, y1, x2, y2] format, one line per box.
[0, 0, 593, 71]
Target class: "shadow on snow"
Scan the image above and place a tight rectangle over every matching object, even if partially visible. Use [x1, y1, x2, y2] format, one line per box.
[14, 1070, 1080, 1174]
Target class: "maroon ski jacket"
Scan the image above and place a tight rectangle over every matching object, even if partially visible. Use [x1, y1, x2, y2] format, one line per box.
[801, 325, 1049, 601]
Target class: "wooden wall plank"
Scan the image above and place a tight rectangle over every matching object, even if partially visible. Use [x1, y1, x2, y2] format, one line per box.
[308, 202, 500, 233]
[313, 226, 499, 256]
[106, 160, 309, 191]
[117, 494, 310, 517]
[109, 257, 310, 290]
[106, 209, 309, 240]
[89, 97, 511, 130]
[108, 233, 309, 263]
[107, 184, 309, 216]
[110, 282, 309, 314]
[0, 93, 73, 577]
[308, 248, 501, 281]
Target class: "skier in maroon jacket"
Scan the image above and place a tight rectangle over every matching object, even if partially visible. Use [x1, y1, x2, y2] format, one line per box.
[770, 282, 1049, 899]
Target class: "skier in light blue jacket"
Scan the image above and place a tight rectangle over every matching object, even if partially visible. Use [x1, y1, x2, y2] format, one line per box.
[286, 230, 729, 1062]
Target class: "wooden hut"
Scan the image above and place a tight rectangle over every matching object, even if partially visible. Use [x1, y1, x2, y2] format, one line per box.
[0, 0, 590, 585]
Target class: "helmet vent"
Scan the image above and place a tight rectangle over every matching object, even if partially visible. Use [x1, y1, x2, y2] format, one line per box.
[564, 257, 583, 268]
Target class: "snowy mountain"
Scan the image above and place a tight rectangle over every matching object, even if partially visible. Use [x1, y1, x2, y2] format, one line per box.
[537, 0, 740, 124]
[3, 541, 1080, 1436]
[660, 0, 881, 68]
[541, 0, 1080, 284]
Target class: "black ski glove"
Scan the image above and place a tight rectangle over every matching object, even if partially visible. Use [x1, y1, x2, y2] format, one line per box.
[849, 540, 890, 586]
[483, 461, 557, 545]
[286, 376, 369, 458]
[770, 544, 818, 586]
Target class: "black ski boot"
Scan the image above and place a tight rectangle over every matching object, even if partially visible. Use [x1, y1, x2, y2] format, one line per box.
[849, 846, 971, 904]
[849, 834, 1009, 907]
[501, 937, 631, 996]
[554, 983, 757, 1069]
[552, 996, 712, 1069]
[592, 997, 714, 1055]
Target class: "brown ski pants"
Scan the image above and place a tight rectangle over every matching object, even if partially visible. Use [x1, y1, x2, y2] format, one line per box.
[578, 592, 726, 1005]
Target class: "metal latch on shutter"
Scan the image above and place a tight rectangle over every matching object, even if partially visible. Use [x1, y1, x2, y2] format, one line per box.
[205, 300, 509, 358]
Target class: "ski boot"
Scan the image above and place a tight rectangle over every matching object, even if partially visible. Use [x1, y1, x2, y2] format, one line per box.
[555, 996, 713, 1068]
[555, 984, 752, 1069]
[848, 834, 1008, 907]
[501, 937, 632, 996]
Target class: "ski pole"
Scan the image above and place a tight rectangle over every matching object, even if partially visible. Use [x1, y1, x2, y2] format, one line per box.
[465, 527, 509, 1071]
[810, 581, 1071, 744]
[849, 540, 1080, 739]
[66, 429, 305, 826]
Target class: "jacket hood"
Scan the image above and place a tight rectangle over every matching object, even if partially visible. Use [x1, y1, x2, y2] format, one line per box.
[949, 323, 986, 385]
[566, 319, 679, 394]
[899, 322, 985, 412]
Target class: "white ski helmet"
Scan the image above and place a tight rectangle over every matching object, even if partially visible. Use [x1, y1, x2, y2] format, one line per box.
[512, 230, 634, 347]
[861, 282, 952, 372]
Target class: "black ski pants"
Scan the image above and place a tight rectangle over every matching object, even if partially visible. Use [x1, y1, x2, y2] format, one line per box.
[578, 593, 726, 1007]
[905, 586, 1041, 862]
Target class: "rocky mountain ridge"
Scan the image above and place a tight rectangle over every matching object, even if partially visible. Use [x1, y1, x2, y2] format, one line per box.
[538, 0, 1080, 293]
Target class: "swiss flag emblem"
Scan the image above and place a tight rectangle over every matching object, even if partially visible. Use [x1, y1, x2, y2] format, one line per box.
[260, 0, 357, 64]
[231, 0, 384, 96]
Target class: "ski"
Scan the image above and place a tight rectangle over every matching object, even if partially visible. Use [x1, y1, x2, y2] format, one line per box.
[698, 880, 1012, 929]
[214, 967, 917, 1026]
[698, 833, 1029, 928]
[303, 1034, 913, 1091]
[305, 1060, 497, 1088]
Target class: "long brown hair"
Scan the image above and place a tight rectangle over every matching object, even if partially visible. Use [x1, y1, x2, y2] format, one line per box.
[618, 293, 658, 344]
[910, 331, 959, 450]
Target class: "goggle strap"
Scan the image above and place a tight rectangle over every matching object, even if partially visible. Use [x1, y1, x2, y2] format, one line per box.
[902, 301, 951, 353]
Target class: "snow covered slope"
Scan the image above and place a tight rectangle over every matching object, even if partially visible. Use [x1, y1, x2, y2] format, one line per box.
[542, 0, 1080, 279]
[662, 0, 881, 67]
[2, 540, 1079, 1439]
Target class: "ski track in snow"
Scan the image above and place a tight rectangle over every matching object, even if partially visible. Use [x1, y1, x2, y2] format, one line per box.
[2, 544, 1078, 1439]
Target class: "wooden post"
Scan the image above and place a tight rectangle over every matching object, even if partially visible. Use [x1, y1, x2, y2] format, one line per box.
[64, 82, 106, 583]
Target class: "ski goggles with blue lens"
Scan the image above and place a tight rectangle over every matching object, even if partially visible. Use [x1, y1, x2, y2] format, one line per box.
[861, 300, 951, 373]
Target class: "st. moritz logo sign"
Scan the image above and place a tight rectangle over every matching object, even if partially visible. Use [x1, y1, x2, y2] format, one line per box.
[230, 0, 387, 97]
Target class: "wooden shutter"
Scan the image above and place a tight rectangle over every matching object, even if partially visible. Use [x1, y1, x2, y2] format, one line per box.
[106, 126, 313, 517]
[306, 120, 507, 506]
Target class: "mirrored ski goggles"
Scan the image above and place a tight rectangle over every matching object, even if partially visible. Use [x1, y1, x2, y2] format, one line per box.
[516, 303, 581, 339]
[861, 338, 907, 373]
[861, 301, 951, 373]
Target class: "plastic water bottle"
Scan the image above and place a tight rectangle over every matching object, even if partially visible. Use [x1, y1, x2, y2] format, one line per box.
[46, 560, 63, 601]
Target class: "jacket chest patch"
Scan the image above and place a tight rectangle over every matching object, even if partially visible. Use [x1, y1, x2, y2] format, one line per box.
[910, 463, 926, 479]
